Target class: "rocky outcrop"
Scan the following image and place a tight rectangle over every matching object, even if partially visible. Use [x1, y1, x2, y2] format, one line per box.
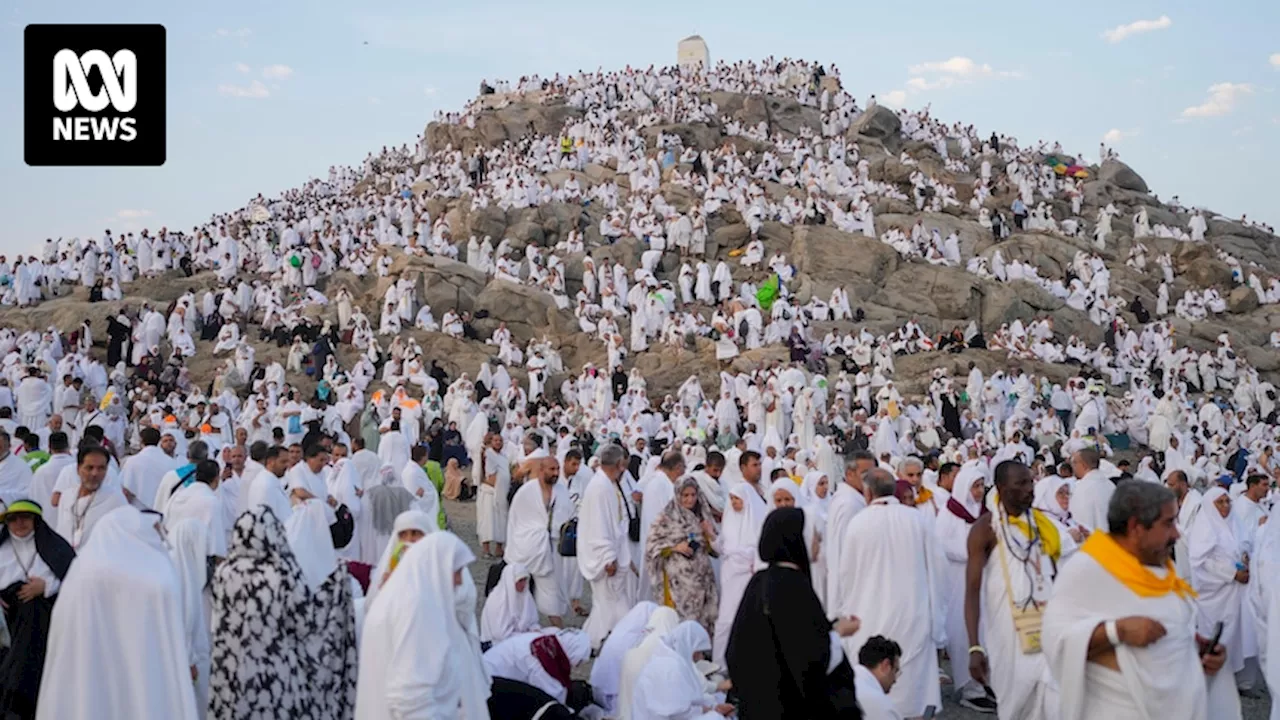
[1098, 160, 1149, 194]
[1227, 286, 1259, 314]
[424, 100, 584, 154]
[847, 105, 902, 153]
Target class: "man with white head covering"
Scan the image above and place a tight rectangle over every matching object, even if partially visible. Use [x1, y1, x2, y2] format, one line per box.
[37, 505, 200, 719]
[355, 532, 491, 719]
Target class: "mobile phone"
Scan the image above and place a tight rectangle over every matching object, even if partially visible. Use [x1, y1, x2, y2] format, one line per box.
[923, 705, 936, 719]
[1201, 621, 1224, 657]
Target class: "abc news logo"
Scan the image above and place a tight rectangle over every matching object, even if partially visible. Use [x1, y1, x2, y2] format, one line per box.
[25, 24, 166, 166]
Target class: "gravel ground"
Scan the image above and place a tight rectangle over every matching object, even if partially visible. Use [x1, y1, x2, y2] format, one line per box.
[444, 498, 1273, 718]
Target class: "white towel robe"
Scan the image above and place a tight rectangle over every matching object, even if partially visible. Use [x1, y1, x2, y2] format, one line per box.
[835, 497, 944, 717]
[577, 470, 638, 648]
[1041, 549, 1240, 720]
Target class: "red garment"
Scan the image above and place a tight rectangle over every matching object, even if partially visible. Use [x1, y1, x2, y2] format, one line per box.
[529, 634, 571, 690]
[347, 561, 373, 593]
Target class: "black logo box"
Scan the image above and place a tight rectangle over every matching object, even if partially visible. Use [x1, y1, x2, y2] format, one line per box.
[24, 24, 166, 167]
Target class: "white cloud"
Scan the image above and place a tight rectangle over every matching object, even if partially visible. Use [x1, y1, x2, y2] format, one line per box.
[902, 57, 1020, 94]
[1270, 53, 1280, 68]
[218, 80, 270, 99]
[1180, 83, 1253, 118]
[262, 64, 294, 80]
[1102, 128, 1139, 144]
[1101, 16, 1172, 43]
[908, 57, 994, 77]
[368, 96, 381, 105]
[881, 89, 908, 108]
[424, 86, 438, 97]
[234, 62, 251, 74]
[215, 28, 252, 39]
[114, 209, 153, 219]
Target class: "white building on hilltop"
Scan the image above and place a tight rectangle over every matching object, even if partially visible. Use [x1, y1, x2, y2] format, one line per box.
[677, 35, 709, 71]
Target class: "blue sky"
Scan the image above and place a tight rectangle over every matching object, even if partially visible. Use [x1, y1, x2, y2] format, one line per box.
[2, 0, 1277, 255]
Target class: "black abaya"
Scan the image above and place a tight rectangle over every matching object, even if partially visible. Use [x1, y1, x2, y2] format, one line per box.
[726, 508, 860, 720]
[487, 677, 577, 720]
[0, 515, 75, 720]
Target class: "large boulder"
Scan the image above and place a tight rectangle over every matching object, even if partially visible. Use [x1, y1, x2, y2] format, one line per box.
[472, 280, 574, 343]
[847, 106, 902, 153]
[423, 99, 583, 154]
[791, 225, 899, 294]
[1174, 244, 1233, 289]
[764, 96, 821, 137]
[1227, 286, 1259, 314]
[1098, 160, 1149, 194]
[392, 255, 488, 315]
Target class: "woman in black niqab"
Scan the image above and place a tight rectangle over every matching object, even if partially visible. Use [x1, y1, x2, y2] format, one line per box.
[725, 507, 860, 720]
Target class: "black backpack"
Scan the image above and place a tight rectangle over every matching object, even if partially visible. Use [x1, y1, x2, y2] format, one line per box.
[329, 504, 354, 549]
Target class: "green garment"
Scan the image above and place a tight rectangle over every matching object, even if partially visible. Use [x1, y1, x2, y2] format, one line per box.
[423, 460, 447, 529]
[23, 450, 50, 472]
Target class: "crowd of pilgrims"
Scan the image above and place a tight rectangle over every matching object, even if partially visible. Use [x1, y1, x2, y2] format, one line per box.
[0, 56, 1275, 719]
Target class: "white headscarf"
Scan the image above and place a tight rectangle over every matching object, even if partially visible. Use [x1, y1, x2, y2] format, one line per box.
[167, 518, 211, 712]
[953, 465, 987, 519]
[1189, 487, 1239, 566]
[363, 509, 436, 615]
[479, 562, 539, 644]
[354, 532, 490, 720]
[767, 477, 802, 509]
[801, 471, 830, 520]
[722, 483, 767, 557]
[625, 620, 713, 719]
[284, 498, 338, 591]
[618, 607, 680, 720]
[589, 601, 660, 711]
[38, 506, 199, 719]
[1033, 476, 1072, 524]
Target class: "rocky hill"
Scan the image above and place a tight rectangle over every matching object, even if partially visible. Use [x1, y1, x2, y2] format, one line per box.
[4, 81, 1279, 405]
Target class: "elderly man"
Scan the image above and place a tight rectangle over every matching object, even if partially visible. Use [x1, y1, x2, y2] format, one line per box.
[1042, 481, 1237, 719]
[835, 468, 944, 718]
[578, 444, 639, 648]
[1068, 448, 1114, 532]
[825, 450, 873, 611]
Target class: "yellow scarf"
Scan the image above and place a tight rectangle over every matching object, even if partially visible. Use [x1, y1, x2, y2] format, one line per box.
[991, 491, 1062, 562]
[1005, 507, 1062, 562]
[914, 487, 934, 506]
[1081, 531, 1196, 599]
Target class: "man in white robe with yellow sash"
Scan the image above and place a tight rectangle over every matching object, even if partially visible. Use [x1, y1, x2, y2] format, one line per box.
[965, 459, 1059, 720]
[1042, 481, 1241, 720]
